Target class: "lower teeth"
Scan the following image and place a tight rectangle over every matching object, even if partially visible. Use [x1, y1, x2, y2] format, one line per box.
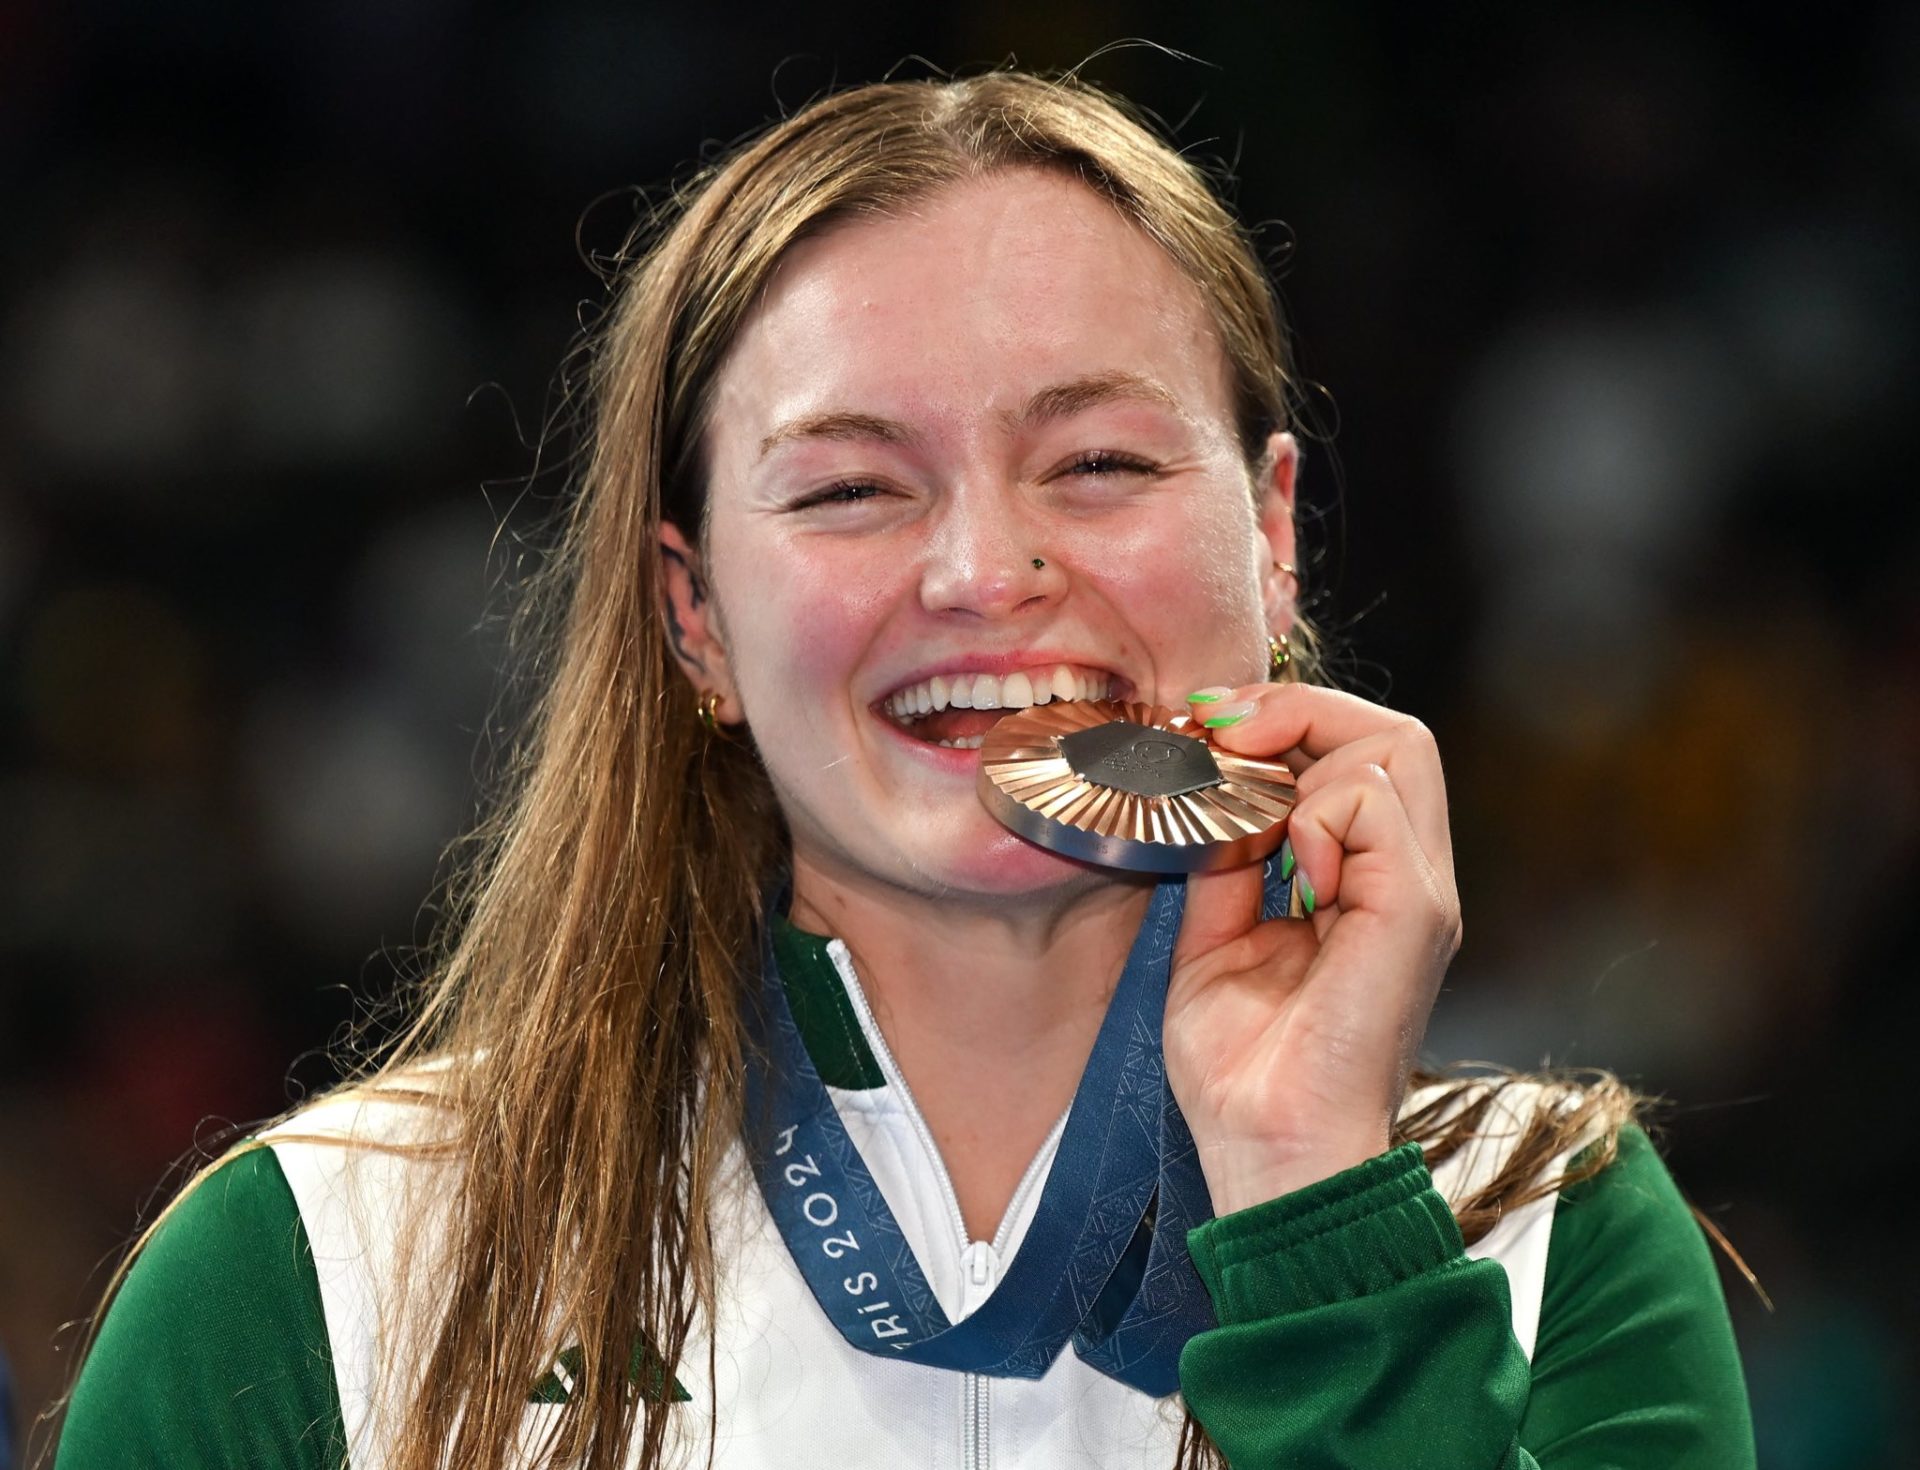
[936, 736, 984, 750]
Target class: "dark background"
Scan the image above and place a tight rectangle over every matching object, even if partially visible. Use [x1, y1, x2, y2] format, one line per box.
[2, 3, 1916, 1463]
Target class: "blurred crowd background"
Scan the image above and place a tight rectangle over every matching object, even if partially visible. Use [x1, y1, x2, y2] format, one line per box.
[2, 2, 1915, 1463]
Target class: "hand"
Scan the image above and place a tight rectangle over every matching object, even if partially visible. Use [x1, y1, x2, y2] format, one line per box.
[1164, 684, 1462, 1214]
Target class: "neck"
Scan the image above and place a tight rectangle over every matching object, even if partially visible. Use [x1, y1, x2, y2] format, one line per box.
[788, 854, 1155, 1239]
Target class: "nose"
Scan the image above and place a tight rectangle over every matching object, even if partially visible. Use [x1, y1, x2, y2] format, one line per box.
[917, 488, 1061, 618]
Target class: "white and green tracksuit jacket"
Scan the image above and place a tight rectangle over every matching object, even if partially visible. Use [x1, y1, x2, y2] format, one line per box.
[58, 920, 1755, 1467]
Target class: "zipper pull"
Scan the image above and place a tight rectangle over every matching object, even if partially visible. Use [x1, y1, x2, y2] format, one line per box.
[959, 1240, 998, 1313]
[967, 1241, 994, 1286]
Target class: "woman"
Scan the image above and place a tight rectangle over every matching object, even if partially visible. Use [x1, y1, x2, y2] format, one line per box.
[54, 71, 1754, 1468]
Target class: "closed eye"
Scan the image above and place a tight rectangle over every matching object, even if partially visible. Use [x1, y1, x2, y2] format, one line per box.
[791, 480, 890, 509]
[790, 451, 1157, 511]
[1064, 450, 1157, 477]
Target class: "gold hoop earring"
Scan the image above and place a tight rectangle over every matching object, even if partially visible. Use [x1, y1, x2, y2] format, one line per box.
[1276, 561, 1297, 582]
[697, 689, 727, 734]
[1268, 632, 1292, 678]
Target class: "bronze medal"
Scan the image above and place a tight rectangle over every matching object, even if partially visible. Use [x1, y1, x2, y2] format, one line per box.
[977, 699, 1297, 873]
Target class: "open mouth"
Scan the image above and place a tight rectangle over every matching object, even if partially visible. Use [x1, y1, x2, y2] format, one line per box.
[877, 665, 1123, 749]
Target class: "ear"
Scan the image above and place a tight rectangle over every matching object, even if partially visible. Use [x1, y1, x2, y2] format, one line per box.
[1255, 430, 1300, 630]
[659, 522, 742, 722]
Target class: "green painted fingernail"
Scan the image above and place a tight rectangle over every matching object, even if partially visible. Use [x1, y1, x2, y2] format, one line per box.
[1297, 867, 1316, 915]
[1202, 699, 1259, 728]
[1279, 837, 1295, 880]
[1186, 686, 1233, 703]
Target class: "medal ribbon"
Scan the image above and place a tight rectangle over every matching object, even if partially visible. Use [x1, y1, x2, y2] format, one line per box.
[744, 861, 1294, 1395]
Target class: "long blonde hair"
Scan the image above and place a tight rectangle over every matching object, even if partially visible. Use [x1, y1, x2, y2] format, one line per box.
[61, 69, 1641, 1470]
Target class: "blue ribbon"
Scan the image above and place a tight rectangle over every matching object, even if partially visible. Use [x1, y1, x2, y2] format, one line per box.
[744, 860, 1295, 1396]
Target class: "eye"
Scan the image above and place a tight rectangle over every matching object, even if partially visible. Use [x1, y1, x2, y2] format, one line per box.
[792, 479, 889, 510]
[1063, 450, 1157, 478]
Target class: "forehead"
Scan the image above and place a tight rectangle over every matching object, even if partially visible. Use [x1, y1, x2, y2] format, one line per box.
[704, 169, 1235, 454]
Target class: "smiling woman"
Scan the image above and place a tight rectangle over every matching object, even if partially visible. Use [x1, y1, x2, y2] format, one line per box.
[669, 172, 1296, 916]
[53, 70, 1754, 1470]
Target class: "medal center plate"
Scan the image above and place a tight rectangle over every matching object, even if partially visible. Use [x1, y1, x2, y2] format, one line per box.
[1057, 719, 1222, 799]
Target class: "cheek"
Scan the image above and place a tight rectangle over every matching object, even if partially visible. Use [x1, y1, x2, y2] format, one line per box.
[1180, 493, 1267, 614]
[1067, 494, 1265, 663]
[719, 536, 897, 708]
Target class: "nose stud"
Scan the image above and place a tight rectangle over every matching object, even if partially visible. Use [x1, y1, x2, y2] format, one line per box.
[1032, 557, 1045, 570]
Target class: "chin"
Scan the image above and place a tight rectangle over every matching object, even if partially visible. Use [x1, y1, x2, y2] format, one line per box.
[917, 815, 1107, 898]
[794, 792, 1115, 908]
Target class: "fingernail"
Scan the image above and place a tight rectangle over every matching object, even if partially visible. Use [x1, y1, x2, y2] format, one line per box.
[1186, 686, 1234, 704]
[1297, 865, 1316, 915]
[1202, 700, 1259, 728]
[1279, 837, 1295, 880]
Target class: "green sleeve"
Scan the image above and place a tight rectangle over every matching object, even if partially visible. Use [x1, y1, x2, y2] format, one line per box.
[56, 1146, 348, 1470]
[1520, 1125, 1755, 1463]
[1176, 1127, 1755, 1468]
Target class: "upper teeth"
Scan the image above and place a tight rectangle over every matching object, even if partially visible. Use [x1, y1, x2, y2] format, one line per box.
[883, 665, 1112, 721]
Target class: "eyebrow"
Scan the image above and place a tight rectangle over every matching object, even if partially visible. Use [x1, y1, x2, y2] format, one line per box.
[755, 369, 1187, 461]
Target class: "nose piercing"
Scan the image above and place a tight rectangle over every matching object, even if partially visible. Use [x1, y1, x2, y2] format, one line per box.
[1032, 557, 1046, 569]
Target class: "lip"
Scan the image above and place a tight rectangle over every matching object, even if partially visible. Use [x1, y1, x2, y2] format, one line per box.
[871, 711, 997, 770]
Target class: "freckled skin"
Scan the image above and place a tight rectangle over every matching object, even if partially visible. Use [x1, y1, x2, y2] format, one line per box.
[692, 170, 1295, 912]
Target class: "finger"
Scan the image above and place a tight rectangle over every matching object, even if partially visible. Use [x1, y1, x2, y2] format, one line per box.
[1185, 684, 1431, 775]
[1184, 684, 1453, 886]
[1172, 856, 1267, 974]
[1284, 760, 1454, 941]
[1288, 767, 1462, 1028]
[1290, 728, 1453, 881]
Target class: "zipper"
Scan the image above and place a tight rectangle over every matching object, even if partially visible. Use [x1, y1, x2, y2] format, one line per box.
[963, 1367, 992, 1470]
[972, 1099, 1070, 1462]
[992, 1113, 1068, 1255]
[826, 941, 973, 1255]
[825, 940, 1070, 1470]
[825, 939, 1072, 1262]
[961, 1242, 999, 1470]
